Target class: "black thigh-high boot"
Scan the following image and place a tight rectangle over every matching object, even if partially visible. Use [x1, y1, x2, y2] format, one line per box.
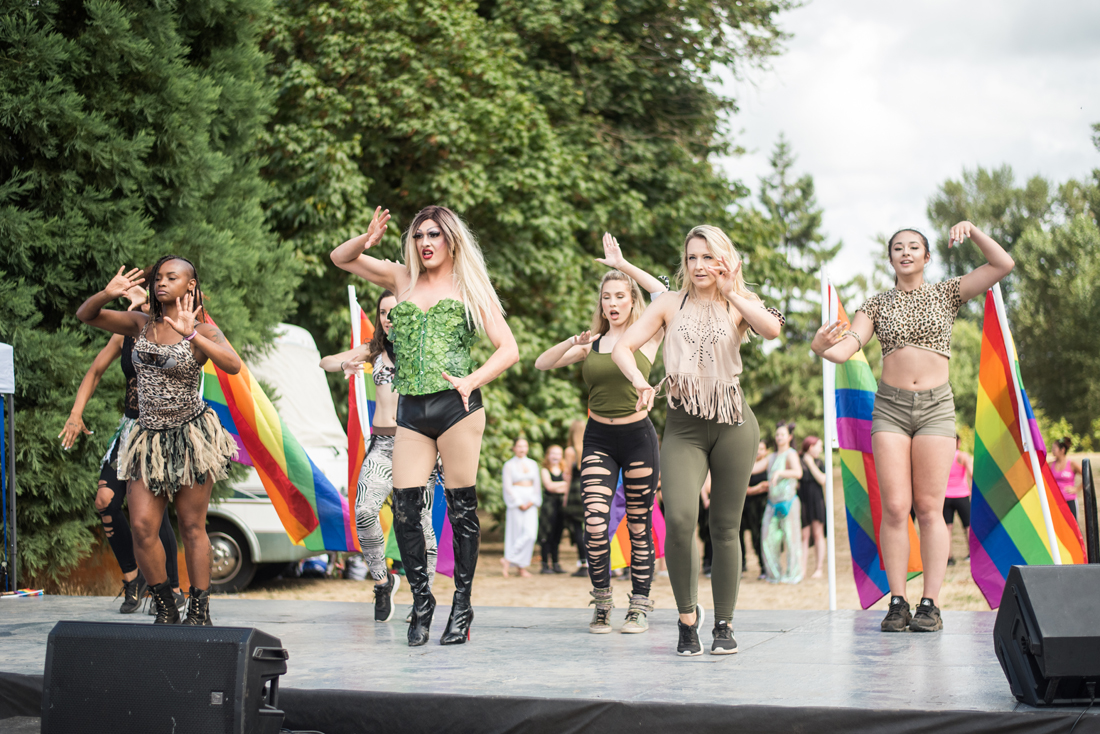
[393, 488, 434, 646]
[441, 486, 479, 645]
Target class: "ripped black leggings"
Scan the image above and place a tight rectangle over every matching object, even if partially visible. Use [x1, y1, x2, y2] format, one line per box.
[581, 418, 659, 597]
[98, 443, 178, 587]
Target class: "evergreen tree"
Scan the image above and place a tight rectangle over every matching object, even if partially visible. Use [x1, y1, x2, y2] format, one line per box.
[261, 0, 794, 511]
[0, 0, 296, 580]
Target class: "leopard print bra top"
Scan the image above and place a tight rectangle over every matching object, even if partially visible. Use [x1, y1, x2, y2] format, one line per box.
[855, 277, 964, 359]
[131, 320, 206, 430]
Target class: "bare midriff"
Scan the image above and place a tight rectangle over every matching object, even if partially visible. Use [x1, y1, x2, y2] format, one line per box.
[881, 346, 950, 391]
[589, 409, 650, 426]
[372, 380, 398, 430]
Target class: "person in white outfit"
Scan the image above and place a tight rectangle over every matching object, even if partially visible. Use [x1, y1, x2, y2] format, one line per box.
[502, 438, 542, 577]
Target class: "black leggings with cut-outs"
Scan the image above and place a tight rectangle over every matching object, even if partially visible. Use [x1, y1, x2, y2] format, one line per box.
[581, 418, 659, 597]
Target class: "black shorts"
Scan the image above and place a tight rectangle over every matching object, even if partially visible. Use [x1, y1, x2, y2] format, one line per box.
[397, 388, 483, 440]
[942, 496, 971, 528]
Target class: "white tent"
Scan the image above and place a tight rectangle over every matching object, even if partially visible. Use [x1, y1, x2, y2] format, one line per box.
[1, 342, 17, 591]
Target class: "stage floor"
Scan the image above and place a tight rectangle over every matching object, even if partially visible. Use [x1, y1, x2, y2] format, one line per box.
[3, 596, 1098, 733]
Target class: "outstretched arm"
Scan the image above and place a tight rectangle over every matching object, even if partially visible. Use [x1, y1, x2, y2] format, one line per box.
[320, 343, 372, 380]
[611, 295, 673, 411]
[76, 267, 148, 337]
[442, 301, 519, 411]
[534, 331, 596, 370]
[60, 335, 124, 449]
[954, 222, 1015, 302]
[330, 207, 408, 293]
[595, 233, 668, 297]
[812, 312, 873, 364]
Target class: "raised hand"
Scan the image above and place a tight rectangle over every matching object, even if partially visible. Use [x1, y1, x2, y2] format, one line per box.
[948, 220, 975, 248]
[594, 232, 626, 270]
[58, 416, 92, 450]
[104, 267, 145, 300]
[164, 291, 201, 337]
[363, 207, 391, 251]
[123, 284, 148, 312]
[571, 330, 598, 346]
[704, 254, 742, 296]
[810, 319, 850, 357]
[442, 371, 476, 412]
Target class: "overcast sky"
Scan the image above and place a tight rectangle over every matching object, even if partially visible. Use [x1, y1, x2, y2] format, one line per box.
[717, 0, 1100, 280]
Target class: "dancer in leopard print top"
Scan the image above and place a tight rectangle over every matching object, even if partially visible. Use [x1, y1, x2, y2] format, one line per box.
[812, 221, 1014, 633]
[78, 256, 241, 627]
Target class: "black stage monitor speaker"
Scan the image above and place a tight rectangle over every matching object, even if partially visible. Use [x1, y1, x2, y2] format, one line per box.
[42, 621, 287, 734]
[994, 564, 1100, 706]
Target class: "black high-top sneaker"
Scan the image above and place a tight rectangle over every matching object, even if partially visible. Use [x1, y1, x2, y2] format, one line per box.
[909, 597, 943, 632]
[880, 595, 912, 632]
[118, 571, 147, 614]
[181, 587, 212, 627]
[149, 581, 181, 625]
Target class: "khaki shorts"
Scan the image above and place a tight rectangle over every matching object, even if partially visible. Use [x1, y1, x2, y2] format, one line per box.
[871, 382, 956, 438]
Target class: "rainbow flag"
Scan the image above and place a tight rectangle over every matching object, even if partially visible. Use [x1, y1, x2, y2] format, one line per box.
[970, 289, 1085, 607]
[607, 475, 666, 570]
[827, 285, 921, 609]
[202, 321, 359, 552]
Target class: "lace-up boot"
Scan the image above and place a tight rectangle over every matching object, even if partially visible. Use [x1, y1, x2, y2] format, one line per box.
[441, 486, 479, 645]
[621, 594, 654, 634]
[118, 571, 147, 614]
[149, 581, 181, 625]
[181, 586, 212, 627]
[589, 587, 614, 634]
[394, 488, 435, 646]
[880, 595, 912, 632]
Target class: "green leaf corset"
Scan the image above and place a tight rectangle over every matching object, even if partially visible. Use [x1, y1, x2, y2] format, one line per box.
[388, 298, 478, 396]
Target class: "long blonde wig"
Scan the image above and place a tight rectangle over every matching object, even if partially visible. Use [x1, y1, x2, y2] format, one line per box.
[590, 270, 646, 336]
[676, 224, 761, 341]
[402, 205, 503, 332]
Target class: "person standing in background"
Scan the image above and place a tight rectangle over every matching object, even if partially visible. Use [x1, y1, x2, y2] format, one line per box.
[761, 422, 803, 584]
[741, 440, 769, 579]
[943, 435, 973, 565]
[798, 436, 828, 580]
[1049, 437, 1082, 522]
[539, 444, 569, 574]
[563, 420, 589, 577]
[502, 438, 542, 578]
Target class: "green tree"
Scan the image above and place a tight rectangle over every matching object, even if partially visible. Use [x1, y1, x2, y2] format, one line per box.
[749, 136, 841, 439]
[261, 0, 794, 512]
[0, 0, 297, 580]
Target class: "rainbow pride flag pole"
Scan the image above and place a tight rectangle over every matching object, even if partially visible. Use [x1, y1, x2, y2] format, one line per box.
[820, 269, 839, 610]
[202, 319, 359, 552]
[969, 286, 1085, 606]
[822, 272, 922, 610]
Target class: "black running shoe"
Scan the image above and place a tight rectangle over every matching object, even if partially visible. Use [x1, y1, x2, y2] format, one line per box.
[711, 619, 738, 655]
[880, 595, 912, 632]
[118, 572, 147, 614]
[374, 573, 400, 623]
[909, 597, 943, 632]
[676, 604, 705, 656]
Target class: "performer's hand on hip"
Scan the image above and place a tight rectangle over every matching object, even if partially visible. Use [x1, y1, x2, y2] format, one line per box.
[442, 371, 476, 412]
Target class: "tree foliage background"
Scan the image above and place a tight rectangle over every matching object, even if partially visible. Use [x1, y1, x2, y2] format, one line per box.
[0, 0, 297, 579]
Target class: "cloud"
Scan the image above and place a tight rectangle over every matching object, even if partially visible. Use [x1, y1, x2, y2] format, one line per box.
[717, 0, 1100, 279]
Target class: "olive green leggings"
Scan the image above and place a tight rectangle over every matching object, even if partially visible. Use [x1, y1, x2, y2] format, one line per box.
[661, 404, 759, 622]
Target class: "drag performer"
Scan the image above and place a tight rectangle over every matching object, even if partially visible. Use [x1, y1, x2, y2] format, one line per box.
[319, 290, 442, 623]
[535, 233, 666, 634]
[612, 225, 783, 656]
[331, 205, 518, 646]
[62, 284, 184, 614]
[77, 258, 241, 625]
[813, 222, 1013, 632]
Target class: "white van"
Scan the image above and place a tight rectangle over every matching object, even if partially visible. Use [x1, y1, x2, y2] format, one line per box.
[206, 324, 350, 592]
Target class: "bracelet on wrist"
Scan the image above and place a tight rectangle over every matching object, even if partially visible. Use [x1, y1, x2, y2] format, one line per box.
[184, 330, 198, 341]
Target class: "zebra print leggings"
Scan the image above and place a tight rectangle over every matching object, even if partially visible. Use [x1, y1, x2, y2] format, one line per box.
[355, 434, 439, 585]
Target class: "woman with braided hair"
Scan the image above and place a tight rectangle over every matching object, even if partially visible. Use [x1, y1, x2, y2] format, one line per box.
[78, 256, 241, 626]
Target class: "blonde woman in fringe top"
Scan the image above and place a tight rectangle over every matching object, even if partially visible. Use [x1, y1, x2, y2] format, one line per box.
[535, 234, 667, 634]
[612, 225, 783, 657]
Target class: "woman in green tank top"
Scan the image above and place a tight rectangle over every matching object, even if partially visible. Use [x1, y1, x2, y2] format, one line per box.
[535, 233, 666, 634]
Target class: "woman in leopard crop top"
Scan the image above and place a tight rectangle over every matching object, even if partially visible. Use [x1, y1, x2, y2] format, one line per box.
[812, 221, 1014, 634]
[78, 256, 242, 628]
[319, 290, 442, 624]
[332, 205, 519, 648]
